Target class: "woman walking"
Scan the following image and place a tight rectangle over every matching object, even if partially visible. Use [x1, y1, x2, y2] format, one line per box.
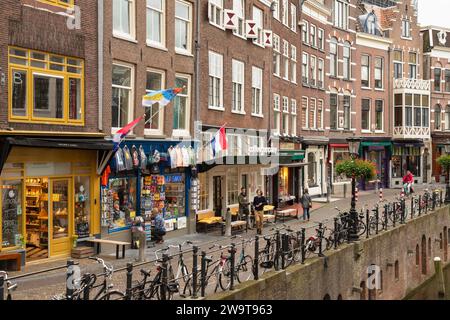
[301, 189, 312, 221]
[253, 189, 267, 235]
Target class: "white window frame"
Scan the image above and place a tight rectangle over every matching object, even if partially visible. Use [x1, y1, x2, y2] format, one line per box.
[402, 19, 411, 39]
[282, 0, 289, 26]
[318, 28, 324, 50]
[252, 6, 264, 47]
[273, 93, 281, 135]
[175, 0, 193, 55]
[232, 59, 245, 114]
[290, 3, 297, 32]
[272, 0, 280, 20]
[113, 0, 136, 41]
[111, 62, 134, 134]
[146, 0, 165, 49]
[302, 96, 309, 129]
[291, 45, 297, 84]
[273, 34, 281, 77]
[283, 40, 289, 80]
[302, 20, 309, 44]
[208, 51, 224, 110]
[375, 99, 384, 132]
[330, 38, 338, 77]
[333, 0, 349, 30]
[318, 58, 324, 88]
[343, 42, 351, 80]
[144, 68, 165, 136]
[310, 24, 316, 47]
[318, 99, 324, 129]
[282, 96, 289, 135]
[310, 55, 317, 87]
[291, 99, 297, 136]
[374, 56, 383, 89]
[209, 0, 224, 29]
[361, 98, 371, 132]
[172, 73, 191, 138]
[251, 66, 263, 117]
[233, 0, 246, 38]
[302, 52, 309, 85]
[361, 54, 370, 88]
[408, 52, 417, 79]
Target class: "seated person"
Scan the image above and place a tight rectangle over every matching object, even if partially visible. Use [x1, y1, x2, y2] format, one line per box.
[152, 208, 166, 244]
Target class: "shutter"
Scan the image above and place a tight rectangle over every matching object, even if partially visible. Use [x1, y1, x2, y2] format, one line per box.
[246, 20, 258, 39]
[263, 30, 273, 47]
[224, 10, 238, 30]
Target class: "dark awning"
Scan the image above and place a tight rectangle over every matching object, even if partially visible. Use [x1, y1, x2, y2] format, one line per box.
[0, 136, 114, 175]
[197, 156, 271, 173]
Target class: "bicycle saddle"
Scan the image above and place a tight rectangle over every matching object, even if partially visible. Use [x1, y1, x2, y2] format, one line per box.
[204, 255, 213, 262]
[263, 236, 271, 241]
[140, 269, 151, 277]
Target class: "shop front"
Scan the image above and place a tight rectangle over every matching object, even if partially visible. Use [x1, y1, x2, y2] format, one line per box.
[431, 133, 450, 183]
[328, 141, 351, 196]
[301, 137, 329, 197]
[0, 136, 112, 262]
[100, 140, 194, 243]
[359, 140, 392, 190]
[390, 140, 425, 188]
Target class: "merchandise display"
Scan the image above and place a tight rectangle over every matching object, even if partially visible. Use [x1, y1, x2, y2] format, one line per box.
[74, 179, 90, 238]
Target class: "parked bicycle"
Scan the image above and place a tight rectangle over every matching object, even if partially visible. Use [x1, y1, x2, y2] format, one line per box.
[0, 271, 18, 300]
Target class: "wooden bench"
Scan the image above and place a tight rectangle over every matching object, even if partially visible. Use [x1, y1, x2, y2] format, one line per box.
[197, 210, 223, 233]
[88, 239, 131, 259]
[276, 208, 299, 222]
[0, 253, 21, 271]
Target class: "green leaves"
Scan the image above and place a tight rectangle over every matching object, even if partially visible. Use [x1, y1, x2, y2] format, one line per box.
[335, 159, 377, 180]
[437, 155, 450, 169]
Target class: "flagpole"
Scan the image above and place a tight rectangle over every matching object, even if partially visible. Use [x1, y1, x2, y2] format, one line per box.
[202, 123, 228, 149]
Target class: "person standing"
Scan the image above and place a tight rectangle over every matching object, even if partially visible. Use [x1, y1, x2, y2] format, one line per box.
[253, 189, 267, 235]
[152, 208, 166, 244]
[301, 189, 312, 221]
[238, 187, 251, 229]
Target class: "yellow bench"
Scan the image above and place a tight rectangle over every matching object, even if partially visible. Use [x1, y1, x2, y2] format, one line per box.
[197, 210, 223, 233]
[263, 205, 276, 223]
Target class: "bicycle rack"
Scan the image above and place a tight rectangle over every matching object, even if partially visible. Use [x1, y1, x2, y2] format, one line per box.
[300, 228, 306, 264]
[192, 246, 199, 299]
[200, 251, 207, 298]
[254, 235, 259, 281]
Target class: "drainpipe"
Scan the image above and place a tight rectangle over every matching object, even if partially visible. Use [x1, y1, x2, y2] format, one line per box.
[98, 0, 104, 132]
[388, 46, 391, 188]
[195, 0, 200, 127]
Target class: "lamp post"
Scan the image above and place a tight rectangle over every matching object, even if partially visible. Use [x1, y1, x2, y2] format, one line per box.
[347, 136, 362, 241]
[444, 145, 450, 203]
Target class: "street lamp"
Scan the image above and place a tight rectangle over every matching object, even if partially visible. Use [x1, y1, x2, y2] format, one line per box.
[444, 144, 450, 203]
[347, 136, 362, 241]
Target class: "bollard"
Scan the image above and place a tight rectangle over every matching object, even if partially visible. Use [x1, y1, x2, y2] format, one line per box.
[225, 208, 232, 237]
[366, 209, 370, 238]
[334, 218, 339, 249]
[66, 260, 75, 300]
[275, 230, 281, 271]
[230, 243, 236, 290]
[160, 254, 168, 301]
[301, 228, 306, 264]
[281, 234, 287, 269]
[254, 236, 259, 280]
[138, 231, 146, 262]
[419, 195, 422, 216]
[0, 274, 4, 301]
[434, 257, 446, 300]
[200, 251, 207, 298]
[192, 246, 198, 298]
[83, 274, 91, 300]
[125, 263, 133, 300]
[318, 223, 324, 257]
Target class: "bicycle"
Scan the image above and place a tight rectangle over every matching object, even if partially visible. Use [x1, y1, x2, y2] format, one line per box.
[220, 235, 254, 288]
[0, 271, 18, 300]
[304, 223, 330, 258]
[165, 241, 194, 297]
[87, 257, 124, 300]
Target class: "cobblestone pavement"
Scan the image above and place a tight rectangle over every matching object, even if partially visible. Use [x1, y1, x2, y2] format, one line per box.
[5, 183, 443, 300]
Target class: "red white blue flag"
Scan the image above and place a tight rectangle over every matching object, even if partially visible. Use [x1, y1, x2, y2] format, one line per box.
[211, 125, 228, 157]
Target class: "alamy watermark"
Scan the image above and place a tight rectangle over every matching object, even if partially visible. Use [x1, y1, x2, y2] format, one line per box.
[66, 5, 81, 30]
[66, 264, 81, 290]
[367, 265, 381, 290]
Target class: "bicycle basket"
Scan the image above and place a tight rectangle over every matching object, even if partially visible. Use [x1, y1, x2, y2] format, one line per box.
[260, 261, 273, 269]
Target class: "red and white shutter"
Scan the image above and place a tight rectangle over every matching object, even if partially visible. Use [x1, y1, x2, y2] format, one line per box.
[224, 10, 237, 30]
[263, 30, 273, 47]
[246, 20, 258, 39]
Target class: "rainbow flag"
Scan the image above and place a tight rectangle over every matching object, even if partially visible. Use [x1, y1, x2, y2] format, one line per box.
[142, 87, 183, 107]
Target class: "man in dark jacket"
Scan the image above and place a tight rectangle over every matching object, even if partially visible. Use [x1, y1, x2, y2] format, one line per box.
[253, 189, 267, 235]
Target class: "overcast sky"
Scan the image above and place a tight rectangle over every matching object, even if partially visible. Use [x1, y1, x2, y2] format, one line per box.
[418, 0, 450, 28]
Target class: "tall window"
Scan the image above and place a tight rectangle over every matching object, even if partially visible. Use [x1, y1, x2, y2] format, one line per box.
[252, 66, 263, 116]
[291, 99, 297, 136]
[394, 93, 403, 127]
[446, 70, 450, 92]
[422, 95, 429, 128]
[113, 0, 135, 38]
[343, 95, 351, 130]
[233, 0, 245, 37]
[208, 51, 223, 109]
[199, 173, 209, 210]
[145, 69, 164, 134]
[361, 55, 370, 87]
[330, 38, 338, 77]
[232, 59, 245, 113]
[302, 97, 308, 128]
[333, 0, 349, 30]
[9, 47, 84, 124]
[272, 0, 280, 20]
[273, 94, 281, 134]
[394, 50, 403, 79]
[375, 57, 383, 89]
[291, 45, 297, 83]
[414, 94, 421, 127]
[302, 52, 309, 85]
[209, 0, 223, 28]
[282, 0, 289, 26]
[112, 63, 133, 130]
[282, 97, 289, 134]
[405, 94, 413, 127]
[175, 0, 192, 54]
[343, 42, 351, 80]
[317, 99, 324, 129]
[253, 6, 264, 46]
[283, 40, 289, 80]
[318, 58, 324, 88]
[330, 93, 338, 129]
[318, 28, 324, 50]
[273, 34, 281, 76]
[310, 98, 317, 129]
[310, 55, 317, 87]
[302, 20, 309, 44]
[402, 19, 411, 38]
[173, 74, 190, 133]
[409, 52, 417, 79]
[361, 99, 370, 131]
[435, 104, 442, 130]
[446, 105, 450, 130]
[375, 100, 383, 131]
[310, 25, 316, 47]
[290, 3, 297, 32]
[147, 0, 164, 47]
[435, 64, 442, 92]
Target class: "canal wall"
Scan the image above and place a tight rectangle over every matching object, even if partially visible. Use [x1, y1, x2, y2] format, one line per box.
[208, 206, 450, 300]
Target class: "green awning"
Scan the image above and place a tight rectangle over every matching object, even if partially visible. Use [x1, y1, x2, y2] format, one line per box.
[278, 150, 306, 163]
[361, 141, 392, 148]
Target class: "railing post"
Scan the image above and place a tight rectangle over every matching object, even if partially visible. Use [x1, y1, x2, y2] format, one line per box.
[366, 209, 370, 238]
[334, 218, 339, 249]
[301, 228, 306, 264]
[125, 263, 133, 300]
[66, 260, 75, 300]
[318, 223, 324, 257]
[254, 236, 259, 280]
[83, 274, 91, 300]
[393, 202, 396, 227]
[275, 230, 281, 271]
[200, 251, 207, 298]
[419, 195, 422, 216]
[440, 189, 443, 206]
[161, 254, 168, 301]
[401, 199, 406, 224]
[192, 246, 198, 298]
[230, 243, 236, 290]
[384, 204, 388, 230]
[281, 234, 287, 269]
[0, 274, 4, 301]
[425, 193, 429, 214]
[411, 196, 414, 219]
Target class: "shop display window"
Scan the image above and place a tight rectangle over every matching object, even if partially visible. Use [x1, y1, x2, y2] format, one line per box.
[198, 173, 209, 211]
[392, 146, 421, 178]
[1, 180, 23, 249]
[101, 178, 136, 233]
[74, 176, 90, 238]
[227, 168, 239, 205]
[333, 149, 351, 183]
[52, 180, 69, 239]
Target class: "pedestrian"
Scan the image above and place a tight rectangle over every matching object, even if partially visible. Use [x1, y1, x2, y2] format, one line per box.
[238, 187, 252, 229]
[301, 189, 312, 221]
[253, 189, 267, 235]
[152, 208, 166, 244]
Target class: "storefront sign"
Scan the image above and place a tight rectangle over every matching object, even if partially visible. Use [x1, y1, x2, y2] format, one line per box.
[248, 146, 278, 154]
[280, 142, 295, 150]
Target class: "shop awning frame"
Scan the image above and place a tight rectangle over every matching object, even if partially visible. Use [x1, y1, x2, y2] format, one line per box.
[197, 155, 274, 173]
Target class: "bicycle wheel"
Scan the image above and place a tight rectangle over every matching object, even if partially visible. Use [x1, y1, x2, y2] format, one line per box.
[357, 221, 366, 236]
[180, 266, 192, 297]
[156, 285, 174, 300]
[285, 238, 300, 266]
[97, 290, 125, 301]
[236, 255, 254, 283]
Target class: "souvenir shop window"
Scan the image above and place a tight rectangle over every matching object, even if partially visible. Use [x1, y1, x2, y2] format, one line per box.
[1, 180, 23, 249]
[74, 176, 90, 239]
[101, 177, 136, 233]
[227, 168, 239, 205]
